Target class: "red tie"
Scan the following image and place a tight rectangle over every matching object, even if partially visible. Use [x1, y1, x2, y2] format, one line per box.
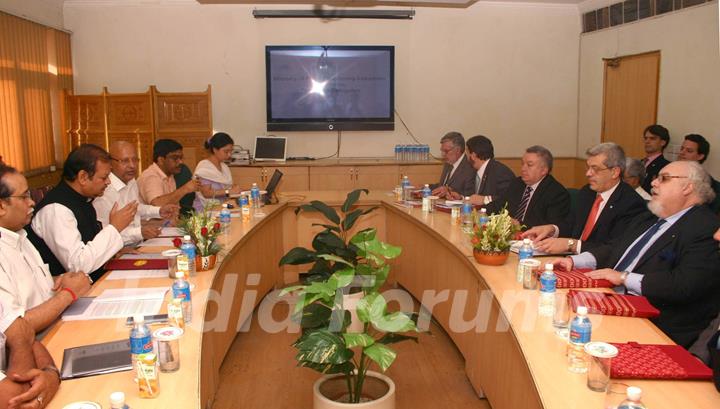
[580, 195, 603, 241]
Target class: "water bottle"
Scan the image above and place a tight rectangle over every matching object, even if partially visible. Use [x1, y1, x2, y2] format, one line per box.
[240, 194, 251, 221]
[477, 208, 489, 226]
[171, 271, 192, 324]
[179, 235, 196, 277]
[110, 392, 129, 409]
[219, 203, 231, 228]
[461, 196, 473, 232]
[538, 263, 556, 317]
[617, 387, 647, 409]
[567, 306, 592, 373]
[421, 184, 432, 212]
[401, 175, 410, 189]
[250, 183, 261, 209]
[394, 145, 400, 161]
[517, 239, 534, 282]
[130, 315, 152, 375]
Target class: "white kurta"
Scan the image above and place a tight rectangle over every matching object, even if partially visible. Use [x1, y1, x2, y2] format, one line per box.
[0, 300, 21, 375]
[93, 173, 161, 245]
[30, 204, 124, 275]
[0, 227, 55, 316]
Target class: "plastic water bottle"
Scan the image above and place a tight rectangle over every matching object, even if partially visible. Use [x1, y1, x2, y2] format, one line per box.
[219, 203, 231, 228]
[130, 315, 152, 375]
[517, 239, 534, 282]
[617, 387, 647, 409]
[171, 271, 192, 324]
[250, 183, 260, 209]
[110, 392, 129, 409]
[421, 184, 432, 212]
[401, 175, 410, 189]
[394, 145, 400, 161]
[477, 208, 489, 226]
[179, 235, 196, 277]
[461, 196, 473, 232]
[538, 263, 556, 317]
[567, 306, 592, 373]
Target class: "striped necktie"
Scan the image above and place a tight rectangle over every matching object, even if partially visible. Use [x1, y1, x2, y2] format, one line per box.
[515, 185, 533, 222]
[614, 219, 666, 272]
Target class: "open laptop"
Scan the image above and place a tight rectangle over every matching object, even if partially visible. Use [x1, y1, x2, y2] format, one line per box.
[263, 169, 284, 204]
[254, 136, 287, 162]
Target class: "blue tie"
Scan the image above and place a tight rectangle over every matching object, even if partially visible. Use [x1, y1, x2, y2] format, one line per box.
[614, 219, 666, 272]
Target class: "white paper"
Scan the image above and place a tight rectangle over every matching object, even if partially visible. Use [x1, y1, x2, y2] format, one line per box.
[119, 253, 165, 260]
[62, 287, 168, 321]
[159, 227, 184, 237]
[138, 237, 176, 247]
[105, 269, 169, 280]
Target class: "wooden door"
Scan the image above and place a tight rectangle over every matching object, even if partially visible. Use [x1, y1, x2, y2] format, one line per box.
[601, 51, 660, 158]
[354, 165, 398, 191]
[309, 166, 355, 190]
[399, 164, 444, 188]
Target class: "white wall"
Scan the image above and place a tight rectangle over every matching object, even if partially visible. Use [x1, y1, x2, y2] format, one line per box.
[0, 0, 64, 28]
[63, 2, 581, 159]
[577, 2, 720, 176]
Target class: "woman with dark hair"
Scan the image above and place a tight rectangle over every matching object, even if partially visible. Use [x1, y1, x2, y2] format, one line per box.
[193, 132, 240, 210]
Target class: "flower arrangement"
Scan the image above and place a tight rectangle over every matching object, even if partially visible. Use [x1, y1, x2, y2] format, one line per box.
[174, 206, 223, 257]
[469, 207, 523, 253]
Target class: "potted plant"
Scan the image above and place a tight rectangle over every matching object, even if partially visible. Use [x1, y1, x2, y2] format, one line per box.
[469, 207, 523, 265]
[175, 204, 223, 271]
[280, 189, 419, 408]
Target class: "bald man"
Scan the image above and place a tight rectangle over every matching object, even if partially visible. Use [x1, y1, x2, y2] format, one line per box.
[93, 141, 178, 246]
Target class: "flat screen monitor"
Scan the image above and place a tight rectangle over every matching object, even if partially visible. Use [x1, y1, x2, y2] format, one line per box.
[265, 45, 394, 131]
[254, 136, 287, 161]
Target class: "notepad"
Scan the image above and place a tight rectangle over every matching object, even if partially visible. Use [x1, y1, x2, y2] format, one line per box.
[60, 339, 132, 380]
[62, 287, 167, 321]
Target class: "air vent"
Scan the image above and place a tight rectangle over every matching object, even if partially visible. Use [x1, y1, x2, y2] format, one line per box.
[583, 0, 713, 33]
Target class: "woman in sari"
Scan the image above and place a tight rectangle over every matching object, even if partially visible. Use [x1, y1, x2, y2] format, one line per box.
[193, 132, 241, 210]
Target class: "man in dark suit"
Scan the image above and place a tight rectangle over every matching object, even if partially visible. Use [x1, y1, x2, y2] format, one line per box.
[677, 133, 720, 214]
[429, 132, 475, 198]
[523, 143, 648, 254]
[447, 135, 514, 205]
[555, 160, 720, 348]
[486, 145, 570, 229]
[640, 124, 671, 194]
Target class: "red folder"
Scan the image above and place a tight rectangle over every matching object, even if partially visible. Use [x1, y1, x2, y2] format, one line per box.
[610, 342, 713, 380]
[552, 269, 613, 289]
[567, 290, 660, 318]
[105, 258, 168, 271]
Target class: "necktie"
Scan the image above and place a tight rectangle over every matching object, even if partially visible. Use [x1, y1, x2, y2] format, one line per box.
[580, 195, 604, 241]
[515, 185, 533, 222]
[614, 219, 666, 272]
[475, 174, 481, 195]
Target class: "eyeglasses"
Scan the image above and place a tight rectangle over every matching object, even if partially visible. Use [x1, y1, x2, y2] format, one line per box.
[111, 157, 140, 165]
[165, 154, 183, 161]
[656, 174, 688, 183]
[2, 191, 32, 201]
[585, 165, 611, 174]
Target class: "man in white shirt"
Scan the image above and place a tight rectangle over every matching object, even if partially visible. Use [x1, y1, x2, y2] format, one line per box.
[93, 141, 178, 246]
[0, 300, 60, 408]
[0, 165, 91, 332]
[27, 144, 137, 282]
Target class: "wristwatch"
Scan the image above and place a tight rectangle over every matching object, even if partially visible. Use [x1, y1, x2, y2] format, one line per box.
[619, 271, 629, 284]
[567, 239, 575, 253]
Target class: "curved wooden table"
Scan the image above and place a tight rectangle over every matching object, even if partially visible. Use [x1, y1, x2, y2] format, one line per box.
[42, 192, 719, 409]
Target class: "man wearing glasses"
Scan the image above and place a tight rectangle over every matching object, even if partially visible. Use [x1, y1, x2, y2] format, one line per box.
[137, 139, 200, 207]
[522, 143, 648, 254]
[429, 132, 476, 198]
[553, 160, 720, 348]
[0, 165, 91, 333]
[93, 141, 179, 246]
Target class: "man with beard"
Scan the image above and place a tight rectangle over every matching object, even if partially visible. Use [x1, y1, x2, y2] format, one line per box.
[553, 160, 720, 348]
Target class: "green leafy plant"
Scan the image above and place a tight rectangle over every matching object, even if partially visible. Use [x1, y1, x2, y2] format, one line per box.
[176, 204, 223, 257]
[469, 207, 523, 253]
[280, 189, 418, 403]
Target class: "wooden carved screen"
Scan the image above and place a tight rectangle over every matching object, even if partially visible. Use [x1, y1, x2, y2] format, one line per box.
[64, 85, 212, 171]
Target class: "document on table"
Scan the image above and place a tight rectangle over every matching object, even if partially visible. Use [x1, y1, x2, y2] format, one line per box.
[61, 287, 168, 321]
[138, 237, 176, 247]
[119, 253, 165, 260]
[159, 227, 183, 237]
[104, 269, 169, 280]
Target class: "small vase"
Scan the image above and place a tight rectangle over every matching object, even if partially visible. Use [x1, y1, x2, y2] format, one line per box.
[472, 249, 510, 266]
[195, 254, 217, 272]
[313, 370, 395, 408]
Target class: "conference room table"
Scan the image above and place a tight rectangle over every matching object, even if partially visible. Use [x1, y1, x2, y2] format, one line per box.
[42, 190, 719, 409]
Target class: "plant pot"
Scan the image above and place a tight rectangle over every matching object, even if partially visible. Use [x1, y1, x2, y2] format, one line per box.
[314, 371, 395, 409]
[342, 292, 365, 333]
[472, 249, 510, 266]
[195, 254, 217, 272]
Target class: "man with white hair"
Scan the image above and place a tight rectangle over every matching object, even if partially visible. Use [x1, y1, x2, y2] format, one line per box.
[553, 160, 720, 348]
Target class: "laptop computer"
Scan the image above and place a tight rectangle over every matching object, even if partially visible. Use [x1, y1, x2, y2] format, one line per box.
[263, 169, 284, 204]
[254, 136, 287, 162]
